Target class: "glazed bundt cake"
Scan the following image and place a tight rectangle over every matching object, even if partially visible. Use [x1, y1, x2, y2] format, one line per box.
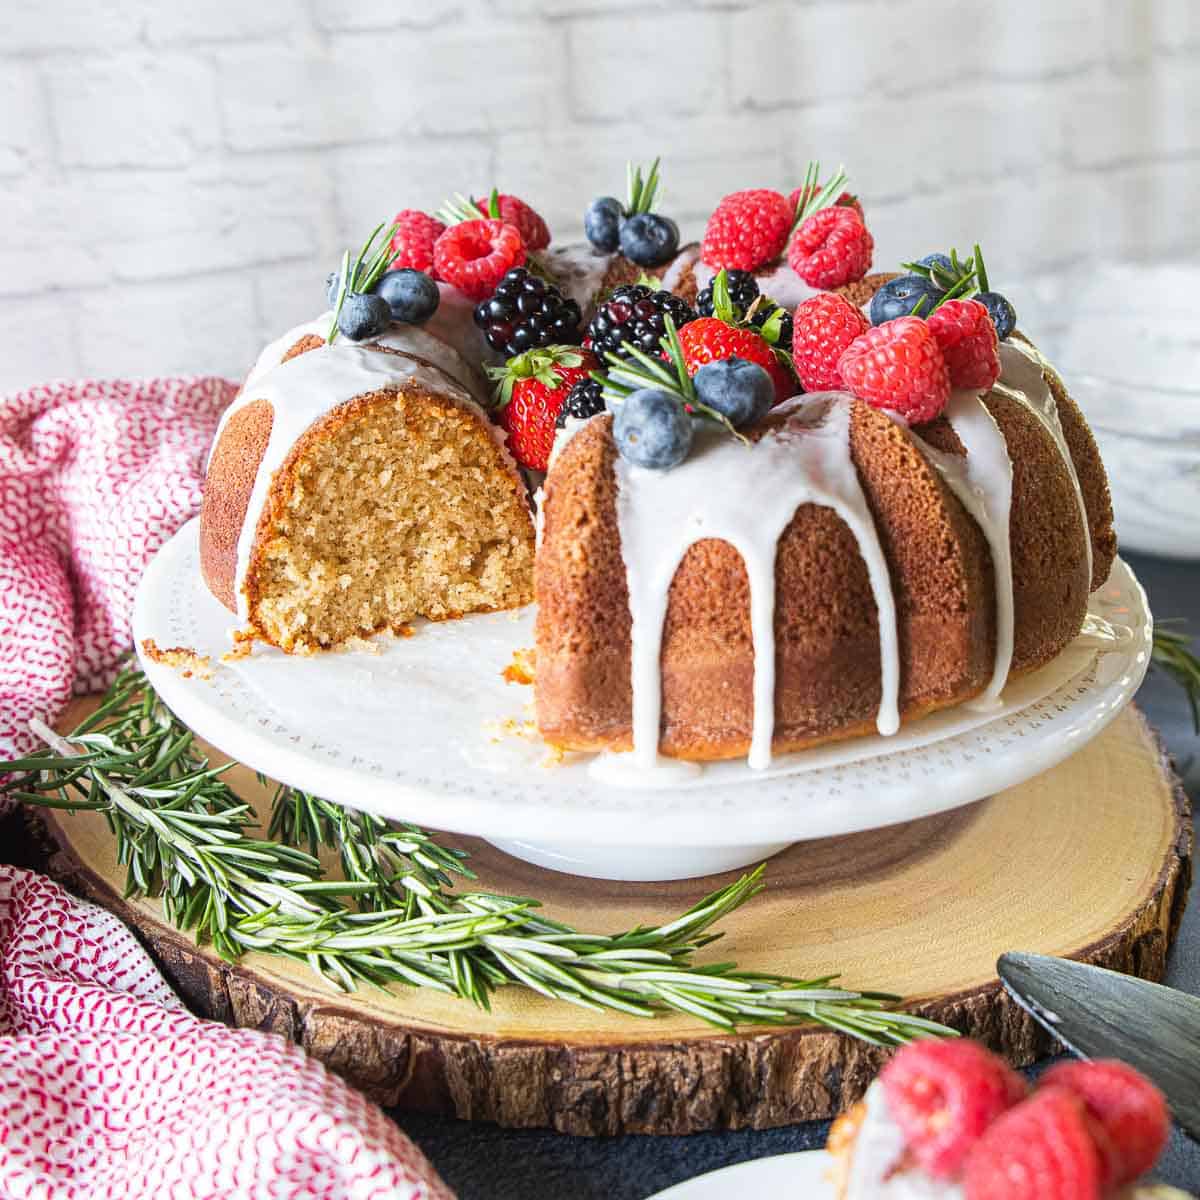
[201, 161, 1116, 773]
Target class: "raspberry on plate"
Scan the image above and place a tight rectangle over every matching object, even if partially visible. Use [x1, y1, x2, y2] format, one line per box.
[880, 1039, 1028, 1179]
[388, 209, 446, 275]
[474, 192, 550, 251]
[927, 298, 1002, 390]
[791, 292, 869, 391]
[678, 316, 796, 406]
[1040, 1059, 1170, 1188]
[433, 219, 526, 302]
[837, 316, 951, 423]
[788, 206, 874, 289]
[963, 1087, 1105, 1200]
[701, 189, 793, 272]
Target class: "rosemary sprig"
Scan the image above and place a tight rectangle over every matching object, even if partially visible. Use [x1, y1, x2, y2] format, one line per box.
[791, 160, 850, 229]
[1153, 624, 1200, 733]
[625, 157, 662, 217]
[597, 313, 748, 444]
[435, 188, 501, 225]
[903, 247, 981, 317]
[0, 667, 947, 1043]
[327, 221, 401, 344]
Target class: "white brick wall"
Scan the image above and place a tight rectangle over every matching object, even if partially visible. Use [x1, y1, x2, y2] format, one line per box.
[2, 0, 1198, 391]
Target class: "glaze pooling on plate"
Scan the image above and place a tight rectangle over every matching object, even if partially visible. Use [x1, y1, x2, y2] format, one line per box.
[612, 394, 901, 771]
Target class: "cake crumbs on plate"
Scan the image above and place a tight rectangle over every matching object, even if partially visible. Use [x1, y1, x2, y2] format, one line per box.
[502, 646, 536, 685]
[141, 638, 213, 681]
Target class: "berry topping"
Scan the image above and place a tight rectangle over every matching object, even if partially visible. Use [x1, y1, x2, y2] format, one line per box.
[917, 251, 956, 276]
[927, 298, 1001, 390]
[373, 268, 439, 325]
[586, 284, 697, 361]
[693, 357, 774, 429]
[963, 1087, 1104, 1200]
[472, 192, 550, 251]
[869, 274, 944, 326]
[555, 377, 605, 429]
[838, 315, 951, 423]
[697, 269, 760, 317]
[788, 205, 874, 289]
[336, 292, 392, 342]
[791, 292, 870, 391]
[679, 316, 796, 406]
[701, 189, 793, 272]
[473, 267, 582, 357]
[612, 387, 693, 470]
[788, 185, 864, 220]
[584, 196, 623, 253]
[620, 212, 679, 267]
[881, 1039, 1028, 1179]
[488, 346, 598, 471]
[433, 219, 526, 302]
[977, 291, 1017, 341]
[1040, 1060, 1170, 1187]
[387, 209, 446, 275]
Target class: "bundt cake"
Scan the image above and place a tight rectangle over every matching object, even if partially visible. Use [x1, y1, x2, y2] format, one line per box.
[200, 161, 1117, 774]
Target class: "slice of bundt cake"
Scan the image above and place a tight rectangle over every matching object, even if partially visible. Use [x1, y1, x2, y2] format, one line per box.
[200, 326, 534, 654]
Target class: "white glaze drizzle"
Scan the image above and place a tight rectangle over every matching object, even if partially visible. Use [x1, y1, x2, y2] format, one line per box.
[997, 339, 1094, 588]
[612, 395, 900, 770]
[911, 390, 1015, 710]
[533, 245, 616, 319]
[216, 339, 509, 623]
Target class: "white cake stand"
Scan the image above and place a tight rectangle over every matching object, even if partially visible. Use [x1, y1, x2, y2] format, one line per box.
[133, 520, 1151, 881]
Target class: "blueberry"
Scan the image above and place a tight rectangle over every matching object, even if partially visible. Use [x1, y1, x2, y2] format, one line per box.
[917, 253, 955, 274]
[619, 212, 679, 268]
[337, 292, 392, 341]
[869, 273, 943, 325]
[613, 388, 692, 469]
[693, 358, 774, 429]
[585, 196, 623, 253]
[976, 291, 1017, 340]
[373, 268, 439, 325]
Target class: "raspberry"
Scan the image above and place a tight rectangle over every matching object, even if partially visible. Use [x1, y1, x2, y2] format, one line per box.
[474, 193, 550, 251]
[678, 316, 796, 406]
[387, 210, 446, 275]
[881, 1039, 1028, 1179]
[838, 316, 951, 423]
[1040, 1060, 1169, 1187]
[927, 299, 1001, 390]
[701, 189, 793, 272]
[787, 186, 864, 221]
[963, 1088, 1105, 1200]
[788, 206, 874, 289]
[791, 292, 870, 391]
[433, 219, 526, 302]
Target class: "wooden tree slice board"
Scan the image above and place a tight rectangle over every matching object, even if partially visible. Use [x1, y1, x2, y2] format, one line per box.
[37, 699, 1192, 1136]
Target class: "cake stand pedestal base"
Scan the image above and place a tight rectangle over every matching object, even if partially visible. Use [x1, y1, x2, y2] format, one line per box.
[33, 701, 1192, 1136]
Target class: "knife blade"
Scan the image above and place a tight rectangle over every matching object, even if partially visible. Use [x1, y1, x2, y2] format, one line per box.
[998, 951, 1200, 1140]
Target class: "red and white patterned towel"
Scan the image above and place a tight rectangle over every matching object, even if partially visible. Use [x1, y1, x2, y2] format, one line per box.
[0, 377, 454, 1199]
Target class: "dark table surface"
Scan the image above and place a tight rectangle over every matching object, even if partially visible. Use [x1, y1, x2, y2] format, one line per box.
[399, 549, 1200, 1198]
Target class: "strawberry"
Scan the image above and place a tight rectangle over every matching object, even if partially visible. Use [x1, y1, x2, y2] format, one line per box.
[791, 292, 870, 391]
[701, 189, 793, 272]
[787, 185, 864, 221]
[433, 219, 525, 302]
[677, 316, 796, 405]
[927, 299, 1001, 390]
[388, 209, 446, 274]
[963, 1087, 1105, 1200]
[881, 1039, 1028, 1179]
[838, 316, 951, 423]
[788, 206, 874, 289]
[1040, 1060, 1170, 1188]
[490, 346, 599, 471]
[474, 192, 550, 251]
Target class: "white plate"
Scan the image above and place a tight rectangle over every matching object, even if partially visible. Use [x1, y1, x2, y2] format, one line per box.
[133, 520, 1151, 880]
[646, 1150, 832, 1198]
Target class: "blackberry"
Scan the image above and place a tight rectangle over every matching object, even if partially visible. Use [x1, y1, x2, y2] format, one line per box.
[751, 302, 793, 350]
[555, 377, 605, 428]
[473, 267, 582, 357]
[696, 269, 760, 317]
[586, 285, 697, 360]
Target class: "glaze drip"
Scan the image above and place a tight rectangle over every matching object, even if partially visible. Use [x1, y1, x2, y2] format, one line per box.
[612, 394, 900, 770]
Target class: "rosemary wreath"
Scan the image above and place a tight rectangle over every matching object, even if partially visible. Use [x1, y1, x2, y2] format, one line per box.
[0, 667, 950, 1043]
